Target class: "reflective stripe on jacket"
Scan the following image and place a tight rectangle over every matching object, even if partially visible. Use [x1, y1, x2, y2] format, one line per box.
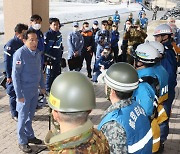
[98, 101, 152, 154]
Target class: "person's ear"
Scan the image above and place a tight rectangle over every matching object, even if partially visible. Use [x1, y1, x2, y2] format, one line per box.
[110, 88, 116, 97]
[22, 39, 26, 44]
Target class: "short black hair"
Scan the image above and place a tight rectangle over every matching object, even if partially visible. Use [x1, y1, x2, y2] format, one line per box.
[14, 23, 28, 33]
[23, 29, 37, 40]
[115, 90, 133, 99]
[30, 14, 42, 22]
[101, 20, 108, 25]
[83, 21, 89, 25]
[49, 18, 60, 25]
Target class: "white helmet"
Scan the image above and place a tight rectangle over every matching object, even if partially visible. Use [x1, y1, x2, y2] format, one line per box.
[153, 24, 173, 36]
[148, 41, 164, 54]
[135, 43, 160, 64]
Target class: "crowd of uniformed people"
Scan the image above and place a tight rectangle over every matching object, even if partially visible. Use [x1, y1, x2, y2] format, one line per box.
[2, 8, 180, 153]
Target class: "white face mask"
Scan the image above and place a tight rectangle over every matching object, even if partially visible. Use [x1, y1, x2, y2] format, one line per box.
[93, 25, 98, 29]
[73, 27, 79, 32]
[84, 27, 89, 31]
[32, 24, 41, 30]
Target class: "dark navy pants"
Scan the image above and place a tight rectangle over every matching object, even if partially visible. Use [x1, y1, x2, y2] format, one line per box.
[45, 63, 61, 92]
[6, 82, 18, 117]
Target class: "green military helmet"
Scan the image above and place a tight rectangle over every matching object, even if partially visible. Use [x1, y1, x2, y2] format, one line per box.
[134, 19, 140, 26]
[129, 12, 133, 17]
[48, 72, 96, 112]
[104, 62, 139, 92]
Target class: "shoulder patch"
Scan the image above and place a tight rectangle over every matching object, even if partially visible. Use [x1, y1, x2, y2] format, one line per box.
[6, 46, 11, 50]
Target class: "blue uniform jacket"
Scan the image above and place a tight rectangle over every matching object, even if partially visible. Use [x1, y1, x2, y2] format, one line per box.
[161, 41, 177, 92]
[44, 29, 63, 63]
[133, 67, 156, 116]
[153, 63, 169, 100]
[4, 36, 24, 78]
[113, 14, 120, 24]
[12, 45, 45, 99]
[140, 17, 148, 29]
[111, 30, 119, 47]
[98, 101, 152, 154]
[95, 30, 111, 47]
[93, 54, 113, 72]
[67, 31, 84, 59]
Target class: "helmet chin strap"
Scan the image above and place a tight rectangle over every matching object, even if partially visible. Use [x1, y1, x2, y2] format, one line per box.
[135, 60, 143, 69]
[160, 35, 168, 43]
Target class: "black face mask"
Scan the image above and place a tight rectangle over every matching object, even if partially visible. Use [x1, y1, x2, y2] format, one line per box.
[134, 59, 143, 69]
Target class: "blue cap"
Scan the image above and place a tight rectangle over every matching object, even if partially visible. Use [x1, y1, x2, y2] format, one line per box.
[104, 44, 111, 49]
[93, 20, 98, 25]
[73, 22, 79, 27]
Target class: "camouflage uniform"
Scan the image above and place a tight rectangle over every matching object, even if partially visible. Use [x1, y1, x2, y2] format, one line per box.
[45, 119, 110, 154]
[123, 28, 147, 64]
[100, 99, 133, 154]
[123, 28, 147, 47]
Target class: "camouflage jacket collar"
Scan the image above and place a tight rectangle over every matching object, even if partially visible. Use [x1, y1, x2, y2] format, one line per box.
[45, 119, 94, 151]
[102, 98, 132, 119]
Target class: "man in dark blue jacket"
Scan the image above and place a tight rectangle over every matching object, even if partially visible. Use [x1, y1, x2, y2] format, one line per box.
[154, 24, 177, 152]
[4, 23, 28, 121]
[44, 18, 64, 92]
[92, 45, 113, 82]
[111, 24, 119, 62]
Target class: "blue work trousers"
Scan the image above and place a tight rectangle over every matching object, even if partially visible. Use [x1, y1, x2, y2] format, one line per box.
[16, 88, 38, 145]
[6, 82, 18, 117]
[92, 70, 101, 82]
[96, 45, 104, 60]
